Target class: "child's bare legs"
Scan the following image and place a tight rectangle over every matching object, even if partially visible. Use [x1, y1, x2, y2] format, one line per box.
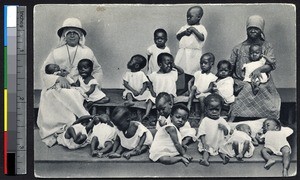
[91, 136, 99, 156]
[158, 156, 190, 166]
[124, 93, 135, 106]
[108, 145, 125, 158]
[251, 79, 260, 95]
[142, 100, 153, 120]
[74, 133, 87, 144]
[281, 146, 291, 177]
[199, 151, 210, 166]
[97, 141, 113, 158]
[234, 140, 250, 161]
[261, 147, 276, 170]
[219, 152, 230, 165]
[199, 97, 205, 121]
[123, 145, 148, 160]
[182, 137, 193, 151]
[64, 126, 77, 139]
[187, 86, 197, 111]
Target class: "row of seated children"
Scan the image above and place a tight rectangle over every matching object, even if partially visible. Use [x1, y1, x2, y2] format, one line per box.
[55, 92, 293, 177]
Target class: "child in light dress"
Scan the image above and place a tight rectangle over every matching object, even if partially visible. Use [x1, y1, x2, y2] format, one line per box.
[122, 54, 155, 120]
[148, 53, 184, 98]
[89, 114, 117, 158]
[45, 63, 75, 89]
[256, 119, 293, 177]
[149, 104, 193, 166]
[56, 115, 94, 150]
[197, 94, 231, 166]
[187, 53, 217, 120]
[219, 123, 258, 161]
[243, 44, 275, 95]
[155, 92, 196, 149]
[73, 59, 110, 110]
[147, 28, 171, 74]
[108, 106, 153, 160]
[175, 6, 208, 95]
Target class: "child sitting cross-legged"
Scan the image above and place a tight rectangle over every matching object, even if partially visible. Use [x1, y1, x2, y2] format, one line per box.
[256, 119, 294, 177]
[149, 103, 193, 166]
[197, 93, 231, 166]
[108, 106, 153, 160]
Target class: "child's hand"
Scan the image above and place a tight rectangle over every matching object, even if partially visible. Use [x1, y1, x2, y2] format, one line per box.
[187, 27, 196, 34]
[218, 123, 227, 132]
[133, 147, 142, 155]
[185, 28, 192, 36]
[60, 69, 70, 77]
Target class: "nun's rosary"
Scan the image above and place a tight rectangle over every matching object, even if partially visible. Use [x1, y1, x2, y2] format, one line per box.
[66, 44, 78, 68]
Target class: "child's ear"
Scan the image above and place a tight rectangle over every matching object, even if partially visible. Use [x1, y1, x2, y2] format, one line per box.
[135, 64, 140, 69]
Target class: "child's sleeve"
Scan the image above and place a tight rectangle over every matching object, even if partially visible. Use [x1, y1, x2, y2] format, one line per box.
[171, 69, 178, 81]
[123, 72, 129, 82]
[88, 78, 99, 86]
[282, 127, 294, 137]
[141, 72, 149, 83]
[176, 25, 187, 35]
[146, 45, 153, 56]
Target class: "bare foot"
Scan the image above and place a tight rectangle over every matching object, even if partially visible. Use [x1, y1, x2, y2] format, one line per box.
[264, 159, 276, 170]
[97, 152, 104, 158]
[199, 159, 210, 166]
[282, 168, 288, 177]
[236, 154, 243, 161]
[123, 152, 131, 160]
[223, 155, 230, 164]
[124, 101, 134, 107]
[92, 150, 98, 157]
[108, 153, 121, 159]
[181, 157, 190, 166]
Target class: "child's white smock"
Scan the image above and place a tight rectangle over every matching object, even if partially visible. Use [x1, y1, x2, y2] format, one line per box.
[148, 69, 178, 97]
[147, 44, 171, 74]
[115, 121, 153, 150]
[149, 123, 182, 161]
[175, 24, 207, 75]
[193, 71, 218, 98]
[57, 123, 90, 150]
[122, 71, 155, 103]
[215, 77, 235, 104]
[92, 123, 117, 149]
[156, 115, 196, 141]
[78, 76, 106, 102]
[197, 117, 230, 155]
[262, 127, 293, 155]
[243, 57, 268, 83]
[219, 130, 254, 158]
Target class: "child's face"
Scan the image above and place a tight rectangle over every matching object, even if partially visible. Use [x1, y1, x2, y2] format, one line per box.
[171, 108, 189, 129]
[156, 97, 172, 118]
[263, 120, 279, 133]
[217, 63, 230, 79]
[205, 99, 221, 120]
[159, 56, 173, 73]
[49, 64, 60, 73]
[65, 30, 80, 47]
[187, 8, 201, 25]
[249, 46, 262, 61]
[154, 32, 167, 48]
[78, 61, 92, 78]
[200, 56, 213, 73]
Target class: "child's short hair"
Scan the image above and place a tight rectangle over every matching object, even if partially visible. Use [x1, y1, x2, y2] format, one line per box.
[217, 60, 232, 71]
[188, 6, 204, 19]
[155, 92, 172, 105]
[157, 52, 173, 65]
[154, 28, 167, 37]
[201, 52, 215, 64]
[127, 54, 147, 71]
[45, 64, 55, 74]
[264, 119, 282, 130]
[78, 59, 94, 69]
[171, 103, 190, 117]
[204, 93, 224, 107]
[110, 106, 131, 126]
[249, 44, 262, 52]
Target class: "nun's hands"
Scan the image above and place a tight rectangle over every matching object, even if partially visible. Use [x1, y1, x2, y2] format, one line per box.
[57, 76, 71, 88]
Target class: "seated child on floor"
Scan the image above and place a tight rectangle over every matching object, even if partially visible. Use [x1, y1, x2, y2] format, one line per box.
[155, 92, 196, 149]
[148, 53, 184, 98]
[243, 44, 275, 95]
[108, 106, 153, 160]
[56, 115, 95, 150]
[219, 123, 258, 161]
[73, 59, 110, 110]
[256, 119, 293, 177]
[123, 54, 155, 120]
[197, 94, 231, 166]
[147, 28, 171, 74]
[89, 114, 117, 158]
[45, 63, 74, 89]
[149, 104, 193, 166]
[187, 52, 217, 120]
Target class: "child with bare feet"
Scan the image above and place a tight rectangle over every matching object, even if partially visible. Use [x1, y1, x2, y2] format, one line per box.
[256, 119, 293, 177]
[149, 104, 193, 166]
[108, 106, 153, 160]
[197, 94, 230, 166]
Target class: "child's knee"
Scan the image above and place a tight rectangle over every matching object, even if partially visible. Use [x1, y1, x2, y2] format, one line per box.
[191, 86, 197, 91]
[281, 146, 291, 155]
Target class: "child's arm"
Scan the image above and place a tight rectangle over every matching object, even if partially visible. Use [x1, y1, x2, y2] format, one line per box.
[251, 136, 259, 146]
[108, 136, 124, 158]
[204, 82, 216, 93]
[147, 81, 156, 97]
[187, 27, 205, 41]
[218, 123, 229, 136]
[85, 84, 97, 97]
[71, 79, 80, 87]
[85, 119, 95, 134]
[133, 132, 147, 154]
[172, 61, 184, 75]
[139, 82, 148, 95]
[166, 126, 192, 161]
[176, 29, 192, 41]
[123, 80, 140, 96]
[188, 77, 195, 92]
[262, 54, 276, 65]
[255, 132, 265, 144]
[73, 115, 93, 125]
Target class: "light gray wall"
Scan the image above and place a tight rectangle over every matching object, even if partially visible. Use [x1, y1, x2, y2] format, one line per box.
[34, 4, 296, 89]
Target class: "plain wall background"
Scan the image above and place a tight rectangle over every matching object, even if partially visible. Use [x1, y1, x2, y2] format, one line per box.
[34, 4, 296, 89]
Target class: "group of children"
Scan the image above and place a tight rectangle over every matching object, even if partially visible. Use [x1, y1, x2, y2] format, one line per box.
[44, 5, 293, 177]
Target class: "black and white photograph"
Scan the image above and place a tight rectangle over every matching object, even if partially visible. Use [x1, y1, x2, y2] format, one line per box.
[33, 4, 296, 178]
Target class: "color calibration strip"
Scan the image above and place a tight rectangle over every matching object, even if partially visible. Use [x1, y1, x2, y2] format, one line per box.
[4, 5, 27, 175]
